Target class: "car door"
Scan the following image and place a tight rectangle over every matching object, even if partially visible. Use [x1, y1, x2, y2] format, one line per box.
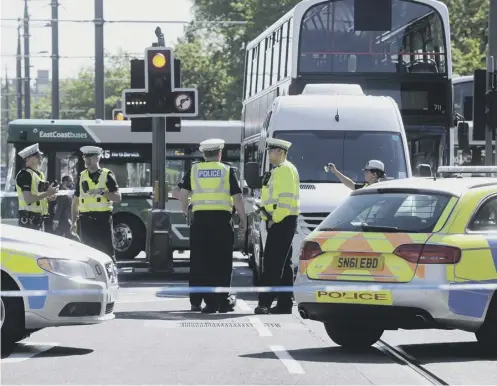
[449, 192, 497, 319]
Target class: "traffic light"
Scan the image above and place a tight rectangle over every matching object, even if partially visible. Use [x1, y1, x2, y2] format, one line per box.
[146, 47, 173, 112]
[112, 108, 128, 121]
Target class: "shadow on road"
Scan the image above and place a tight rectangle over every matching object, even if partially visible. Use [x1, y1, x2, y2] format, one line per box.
[115, 310, 254, 321]
[399, 341, 497, 362]
[1, 345, 93, 359]
[241, 341, 497, 364]
[241, 346, 394, 364]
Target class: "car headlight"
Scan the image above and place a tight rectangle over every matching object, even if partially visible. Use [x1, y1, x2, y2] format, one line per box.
[38, 258, 96, 279]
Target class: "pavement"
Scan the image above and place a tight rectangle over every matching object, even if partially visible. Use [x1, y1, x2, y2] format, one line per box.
[1, 253, 496, 385]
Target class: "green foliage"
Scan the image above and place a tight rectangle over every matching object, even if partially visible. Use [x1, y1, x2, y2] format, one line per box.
[440, 0, 489, 75]
[31, 50, 131, 120]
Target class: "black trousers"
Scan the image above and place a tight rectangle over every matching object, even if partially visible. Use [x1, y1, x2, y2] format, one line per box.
[258, 215, 297, 308]
[189, 212, 234, 308]
[78, 213, 115, 260]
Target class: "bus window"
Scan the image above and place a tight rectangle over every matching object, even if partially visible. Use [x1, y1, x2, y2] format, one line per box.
[299, 0, 447, 74]
[55, 152, 79, 185]
[101, 162, 152, 188]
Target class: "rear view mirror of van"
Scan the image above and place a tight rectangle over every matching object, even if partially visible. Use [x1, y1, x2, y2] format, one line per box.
[244, 162, 262, 189]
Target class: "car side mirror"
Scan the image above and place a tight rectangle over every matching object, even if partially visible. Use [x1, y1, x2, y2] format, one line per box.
[418, 164, 432, 177]
[244, 162, 262, 189]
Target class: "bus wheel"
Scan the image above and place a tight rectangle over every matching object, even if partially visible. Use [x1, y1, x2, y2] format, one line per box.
[113, 214, 146, 261]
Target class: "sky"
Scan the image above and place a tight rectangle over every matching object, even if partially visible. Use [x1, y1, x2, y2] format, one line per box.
[0, 0, 193, 80]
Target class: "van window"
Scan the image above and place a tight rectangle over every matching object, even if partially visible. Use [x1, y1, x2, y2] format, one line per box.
[274, 130, 408, 183]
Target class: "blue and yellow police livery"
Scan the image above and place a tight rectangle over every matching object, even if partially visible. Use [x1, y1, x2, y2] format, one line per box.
[295, 166, 497, 351]
[1, 224, 118, 348]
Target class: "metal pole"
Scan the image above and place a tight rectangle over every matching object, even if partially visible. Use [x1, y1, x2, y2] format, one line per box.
[23, 0, 30, 118]
[51, 0, 60, 119]
[5, 70, 10, 125]
[153, 27, 167, 210]
[16, 22, 23, 119]
[488, 0, 497, 165]
[94, 0, 105, 119]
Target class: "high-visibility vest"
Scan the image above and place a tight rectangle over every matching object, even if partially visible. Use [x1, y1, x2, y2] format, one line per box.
[79, 168, 113, 213]
[16, 168, 49, 215]
[261, 160, 300, 223]
[190, 162, 233, 212]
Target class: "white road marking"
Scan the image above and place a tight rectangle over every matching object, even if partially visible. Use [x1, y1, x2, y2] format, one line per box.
[116, 298, 179, 304]
[248, 317, 272, 337]
[236, 299, 252, 312]
[1, 342, 59, 364]
[269, 345, 305, 374]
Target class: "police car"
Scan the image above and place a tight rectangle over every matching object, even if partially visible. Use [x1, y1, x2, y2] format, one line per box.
[1, 224, 119, 349]
[295, 166, 497, 351]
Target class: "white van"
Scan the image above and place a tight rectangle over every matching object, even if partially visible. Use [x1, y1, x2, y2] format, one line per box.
[241, 93, 412, 282]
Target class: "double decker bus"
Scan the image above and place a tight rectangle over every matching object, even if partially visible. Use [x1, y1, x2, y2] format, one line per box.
[242, 0, 452, 171]
[1, 119, 243, 262]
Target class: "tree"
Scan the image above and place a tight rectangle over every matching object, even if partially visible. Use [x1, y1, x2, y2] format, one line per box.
[440, 0, 489, 75]
[174, 29, 236, 119]
[32, 49, 131, 120]
[172, 1, 301, 120]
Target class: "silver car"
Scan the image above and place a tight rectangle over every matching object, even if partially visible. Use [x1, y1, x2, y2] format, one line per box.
[1, 224, 119, 349]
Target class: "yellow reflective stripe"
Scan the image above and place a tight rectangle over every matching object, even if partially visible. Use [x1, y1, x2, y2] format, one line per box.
[432, 196, 459, 232]
[1, 249, 43, 274]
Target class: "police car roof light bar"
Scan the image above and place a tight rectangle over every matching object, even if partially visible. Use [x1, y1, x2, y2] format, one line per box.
[437, 166, 497, 174]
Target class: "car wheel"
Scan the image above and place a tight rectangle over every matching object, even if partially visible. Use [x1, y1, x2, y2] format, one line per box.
[1, 275, 26, 353]
[324, 321, 384, 349]
[475, 295, 497, 354]
[252, 239, 262, 286]
[113, 214, 146, 261]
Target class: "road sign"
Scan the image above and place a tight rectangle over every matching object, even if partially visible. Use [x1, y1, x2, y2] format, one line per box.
[122, 46, 198, 118]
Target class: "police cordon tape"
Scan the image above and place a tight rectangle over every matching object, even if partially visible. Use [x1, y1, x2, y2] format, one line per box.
[1, 282, 497, 297]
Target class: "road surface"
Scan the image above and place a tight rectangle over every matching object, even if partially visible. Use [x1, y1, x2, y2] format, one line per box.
[2, 254, 496, 385]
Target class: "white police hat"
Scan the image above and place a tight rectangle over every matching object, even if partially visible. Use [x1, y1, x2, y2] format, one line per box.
[80, 146, 103, 156]
[199, 139, 225, 152]
[18, 143, 43, 159]
[266, 138, 292, 151]
[364, 160, 385, 172]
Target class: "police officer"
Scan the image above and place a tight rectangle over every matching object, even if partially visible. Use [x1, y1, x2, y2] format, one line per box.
[255, 138, 300, 315]
[15, 143, 58, 230]
[175, 139, 247, 313]
[326, 160, 385, 190]
[71, 146, 121, 261]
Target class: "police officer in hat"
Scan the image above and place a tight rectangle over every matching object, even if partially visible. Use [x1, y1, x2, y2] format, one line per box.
[71, 146, 121, 261]
[326, 159, 385, 190]
[175, 138, 247, 313]
[255, 138, 300, 315]
[15, 143, 59, 230]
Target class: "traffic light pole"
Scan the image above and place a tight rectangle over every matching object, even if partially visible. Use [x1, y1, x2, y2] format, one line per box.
[152, 28, 167, 210]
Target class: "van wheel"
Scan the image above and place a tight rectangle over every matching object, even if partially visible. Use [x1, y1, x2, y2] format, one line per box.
[113, 214, 145, 261]
[324, 320, 384, 349]
[1, 273, 26, 353]
[475, 294, 497, 354]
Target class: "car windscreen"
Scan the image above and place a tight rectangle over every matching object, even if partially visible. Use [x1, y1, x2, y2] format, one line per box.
[316, 191, 454, 233]
[273, 130, 408, 183]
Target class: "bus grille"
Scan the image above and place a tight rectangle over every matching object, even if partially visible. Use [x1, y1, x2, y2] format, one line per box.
[298, 212, 328, 235]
